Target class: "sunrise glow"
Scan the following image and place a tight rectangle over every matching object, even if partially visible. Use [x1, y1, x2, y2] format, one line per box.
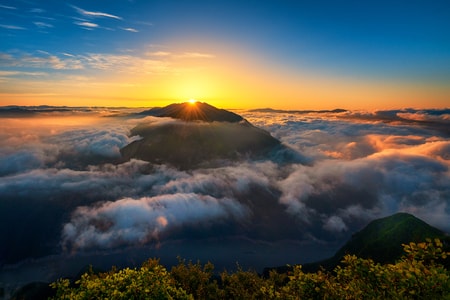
[0, 1, 448, 110]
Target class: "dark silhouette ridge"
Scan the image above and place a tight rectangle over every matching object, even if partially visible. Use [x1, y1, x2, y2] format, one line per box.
[138, 102, 244, 123]
[249, 108, 347, 114]
[121, 102, 285, 169]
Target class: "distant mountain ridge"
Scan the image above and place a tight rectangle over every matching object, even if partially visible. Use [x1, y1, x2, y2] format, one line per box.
[249, 108, 347, 114]
[138, 102, 244, 123]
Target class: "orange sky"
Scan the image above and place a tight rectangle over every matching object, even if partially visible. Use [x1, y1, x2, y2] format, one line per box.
[1, 45, 449, 110]
[1, 0, 449, 110]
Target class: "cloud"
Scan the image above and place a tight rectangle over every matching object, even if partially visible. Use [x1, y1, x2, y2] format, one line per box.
[120, 27, 138, 33]
[0, 47, 220, 80]
[62, 193, 247, 250]
[177, 52, 215, 59]
[0, 51, 84, 70]
[34, 21, 53, 28]
[0, 24, 25, 30]
[30, 8, 45, 13]
[242, 109, 450, 233]
[0, 108, 449, 266]
[0, 4, 16, 10]
[397, 110, 450, 123]
[82, 53, 169, 74]
[135, 21, 153, 26]
[71, 5, 122, 20]
[146, 51, 171, 57]
[0, 71, 47, 77]
[75, 21, 98, 28]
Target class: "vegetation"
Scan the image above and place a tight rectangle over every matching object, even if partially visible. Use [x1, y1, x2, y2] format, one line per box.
[51, 238, 449, 299]
[296, 212, 448, 273]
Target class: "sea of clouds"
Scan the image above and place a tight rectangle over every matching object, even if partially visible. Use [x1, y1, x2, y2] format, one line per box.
[0, 107, 449, 272]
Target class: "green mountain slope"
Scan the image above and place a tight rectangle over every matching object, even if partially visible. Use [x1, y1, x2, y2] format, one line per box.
[334, 212, 445, 263]
[266, 213, 449, 275]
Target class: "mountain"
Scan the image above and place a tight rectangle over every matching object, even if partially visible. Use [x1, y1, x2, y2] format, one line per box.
[264, 212, 449, 275]
[331, 212, 446, 263]
[137, 102, 244, 122]
[121, 102, 284, 169]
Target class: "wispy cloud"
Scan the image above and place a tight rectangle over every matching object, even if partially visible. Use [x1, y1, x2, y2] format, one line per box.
[177, 52, 215, 59]
[0, 71, 46, 76]
[120, 27, 138, 33]
[71, 5, 122, 20]
[0, 4, 16, 10]
[0, 24, 25, 30]
[146, 51, 171, 57]
[83, 53, 169, 74]
[30, 8, 45, 13]
[0, 48, 219, 80]
[75, 21, 99, 28]
[135, 21, 153, 26]
[0, 51, 84, 70]
[34, 22, 53, 29]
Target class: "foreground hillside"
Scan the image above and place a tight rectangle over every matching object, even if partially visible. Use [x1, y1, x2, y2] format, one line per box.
[45, 239, 449, 299]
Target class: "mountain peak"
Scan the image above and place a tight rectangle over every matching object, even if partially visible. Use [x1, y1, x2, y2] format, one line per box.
[138, 102, 244, 123]
[330, 212, 446, 265]
[121, 102, 284, 169]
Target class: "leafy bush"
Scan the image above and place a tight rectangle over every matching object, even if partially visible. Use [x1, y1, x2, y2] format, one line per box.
[170, 258, 221, 299]
[51, 239, 450, 299]
[50, 258, 191, 299]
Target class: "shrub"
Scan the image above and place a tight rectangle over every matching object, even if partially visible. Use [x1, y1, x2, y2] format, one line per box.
[50, 258, 191, 300]
[51, 239, 450, 299]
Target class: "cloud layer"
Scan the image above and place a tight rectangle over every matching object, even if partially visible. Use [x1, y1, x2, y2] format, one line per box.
[0, 107, 449, 266]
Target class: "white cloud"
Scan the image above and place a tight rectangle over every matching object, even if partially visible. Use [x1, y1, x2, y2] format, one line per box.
[177, 52, 215, 59]
[0, 71, 46, 76]
[0, 51, 84, 70]
[34, 22, 53, 28]
[62, 193, 247, 250]
[30, 8, 45, 13]
[0, 108, 449, 263]
[120, 27, 138, 33]
[0, 24, 25, 30]
[75, 21, 98, 28]
[0, 4, 16, 10]
[146, 51, 171, 57]
[71, 5, 122, 20]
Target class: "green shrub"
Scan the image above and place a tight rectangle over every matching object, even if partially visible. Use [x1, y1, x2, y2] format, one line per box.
[50, 258, 192, 300]
[51, 239, 450, 299]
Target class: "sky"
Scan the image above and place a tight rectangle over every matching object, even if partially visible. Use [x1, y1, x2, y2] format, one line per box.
[0, 0, 449, 109]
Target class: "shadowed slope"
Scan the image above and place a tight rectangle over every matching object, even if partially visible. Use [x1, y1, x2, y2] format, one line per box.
[121, 102, 283, 169]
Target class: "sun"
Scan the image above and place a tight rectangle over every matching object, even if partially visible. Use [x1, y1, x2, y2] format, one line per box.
[188, 99, 197, 105]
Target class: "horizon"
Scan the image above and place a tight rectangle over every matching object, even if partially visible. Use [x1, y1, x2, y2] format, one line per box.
[0, 102, 449, 111]
[1, 1, 449, 109]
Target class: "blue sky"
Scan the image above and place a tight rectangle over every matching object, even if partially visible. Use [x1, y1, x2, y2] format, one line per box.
[1, 0, 449, 108]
